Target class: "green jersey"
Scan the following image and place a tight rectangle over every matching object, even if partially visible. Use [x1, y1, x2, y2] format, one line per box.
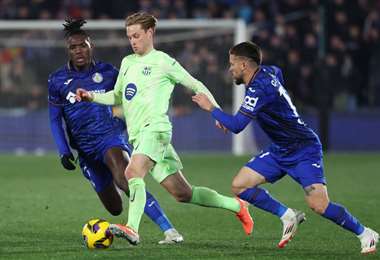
[93, 49, 219, 141]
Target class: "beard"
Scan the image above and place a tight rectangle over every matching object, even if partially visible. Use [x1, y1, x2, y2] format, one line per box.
[234, 76, 244, 85]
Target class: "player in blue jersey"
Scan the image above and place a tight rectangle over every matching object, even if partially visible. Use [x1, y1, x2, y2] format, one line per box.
[193, 41, 378, 254]
[48, 18, 183, 244]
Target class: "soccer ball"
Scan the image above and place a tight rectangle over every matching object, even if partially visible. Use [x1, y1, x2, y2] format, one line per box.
[82, 219, 113, 249]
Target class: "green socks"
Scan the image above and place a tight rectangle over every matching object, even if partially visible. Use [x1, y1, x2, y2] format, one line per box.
[190, 186, 240, 213]
[126, 177, 146, 232]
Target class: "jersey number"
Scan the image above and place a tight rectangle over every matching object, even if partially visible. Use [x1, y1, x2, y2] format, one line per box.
[278, 85, 305, 125]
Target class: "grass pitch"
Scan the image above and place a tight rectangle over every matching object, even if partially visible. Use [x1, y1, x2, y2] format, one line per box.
[0, 153, 379, 259]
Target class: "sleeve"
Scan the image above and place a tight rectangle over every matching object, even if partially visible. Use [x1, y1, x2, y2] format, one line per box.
[211, 108, 251, 134]
[93, 90, 120, 105]
[271, 65, 284, 85]
[163, 55, 220, 108]
[48, 77, 71, 155]
[238, 83, 273, 118]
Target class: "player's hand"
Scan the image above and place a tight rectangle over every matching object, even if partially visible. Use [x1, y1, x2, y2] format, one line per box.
[216, 120, 228, 134]
[60, 153, 76, 171]
[192, 93, 215, 112]
[75, 88, 93, 102]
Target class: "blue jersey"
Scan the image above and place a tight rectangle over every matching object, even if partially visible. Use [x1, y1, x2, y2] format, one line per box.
[238, 65, 320, 153]
[48, 61, 127, 157]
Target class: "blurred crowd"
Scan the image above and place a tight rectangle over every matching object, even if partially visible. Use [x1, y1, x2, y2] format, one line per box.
[0, 0, 379, 113]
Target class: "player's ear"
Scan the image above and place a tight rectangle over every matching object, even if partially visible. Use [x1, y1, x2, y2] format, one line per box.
[147, 28, 152, 38]
[89, 38, 94, 49]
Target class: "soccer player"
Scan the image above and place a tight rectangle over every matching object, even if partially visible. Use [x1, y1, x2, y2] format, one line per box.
[76, 12, 253, 245]
[192, 41, 379, 254]
[48, 18, 183, 244]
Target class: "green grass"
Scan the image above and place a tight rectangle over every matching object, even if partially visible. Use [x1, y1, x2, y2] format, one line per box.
[0, 153, 379, 259]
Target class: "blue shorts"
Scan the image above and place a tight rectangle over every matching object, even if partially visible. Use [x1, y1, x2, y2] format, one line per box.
[78, 135, 132, 193]
[245, 144, 326, 188]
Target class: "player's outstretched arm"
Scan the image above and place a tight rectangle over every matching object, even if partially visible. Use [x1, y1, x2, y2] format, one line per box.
[76, 88, 119, 105]
[193, 93, 250, 134]
[75, 88, 94, 102]
[165, 56, 221, 108]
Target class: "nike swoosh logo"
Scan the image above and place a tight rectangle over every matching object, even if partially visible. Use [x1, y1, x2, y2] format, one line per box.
[130, 192, 136, 202]
[312, 163, 321, 168]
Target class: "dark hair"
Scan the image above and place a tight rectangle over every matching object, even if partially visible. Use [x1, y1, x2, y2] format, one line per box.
[63, 18, 88, 38]
[126, 12, 157, 31]
[229, 41, 262, 65]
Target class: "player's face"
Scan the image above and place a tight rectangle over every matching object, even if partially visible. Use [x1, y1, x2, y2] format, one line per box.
[67, 34, 93, 70]
[229, 54, 245, 85]
[126, 24, 154, 55]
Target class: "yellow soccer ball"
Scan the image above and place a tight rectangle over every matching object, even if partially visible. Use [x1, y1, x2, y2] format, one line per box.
[82, 219, 113, 249]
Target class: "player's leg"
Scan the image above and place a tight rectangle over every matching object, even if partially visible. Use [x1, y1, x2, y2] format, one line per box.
[155, 145, 253, 235]
[109, 131, 174, 245]
[103, 147, 182, 243]
[304, 183, 378, 254]
[232, 166, 289, 218]
[108, 154, 151, 245]
[233, 152, 305, 248]
[292, 148, 378, 254]
[96, 183, 123, 216]
[79, 156, 123, 216]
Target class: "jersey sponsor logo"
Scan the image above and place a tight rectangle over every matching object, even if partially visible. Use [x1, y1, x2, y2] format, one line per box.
[64, 78, 73, 85]
[66, 91, 76, 104]
[125, 83, 137, 100]
[242, 95, 259, 112]
[142, 66, 152, 76]
[90, 89, 106, 94]
[92, 72, 103, 83]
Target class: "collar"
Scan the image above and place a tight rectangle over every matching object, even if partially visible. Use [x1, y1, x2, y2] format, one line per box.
[247, 66, 260, 86]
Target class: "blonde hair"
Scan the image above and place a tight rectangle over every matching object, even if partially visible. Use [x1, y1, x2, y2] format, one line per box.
[125, 12, 157, 31]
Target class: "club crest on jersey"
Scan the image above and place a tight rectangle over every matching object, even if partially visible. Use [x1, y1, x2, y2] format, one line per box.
[125, 83, 137, 100]
[92, 72, 103, 83]
[142, 66, 151, 76]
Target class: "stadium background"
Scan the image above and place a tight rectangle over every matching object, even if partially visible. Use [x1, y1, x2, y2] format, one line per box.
[1, 1, 380, 259]
[0, 0, 379, 154]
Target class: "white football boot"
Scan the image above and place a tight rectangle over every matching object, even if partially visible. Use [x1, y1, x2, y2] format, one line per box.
[358, 227, 379, 254]
[158, 228, 184, 244]
[278, 208, 306, 248]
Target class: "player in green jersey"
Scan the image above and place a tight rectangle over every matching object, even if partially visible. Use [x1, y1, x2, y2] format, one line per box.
[76, 12, 253, 245]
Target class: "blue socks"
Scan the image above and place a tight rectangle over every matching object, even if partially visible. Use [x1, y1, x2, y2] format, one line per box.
[322, 202, 364, 235]
[238, 187, 288, 217]
[144, 191, 173, 232]
[239, 188, 365, 236]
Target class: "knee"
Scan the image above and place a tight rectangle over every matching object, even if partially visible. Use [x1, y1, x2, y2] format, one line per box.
[307, 199, 329, 215]
[124, 166, 138, 180]
[174, 190, 192, 203]
[231, 179, 256, 196]
[107, 206, 123, 216]
[113, 177, 129, 192]
[231, 186, 244, 196]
